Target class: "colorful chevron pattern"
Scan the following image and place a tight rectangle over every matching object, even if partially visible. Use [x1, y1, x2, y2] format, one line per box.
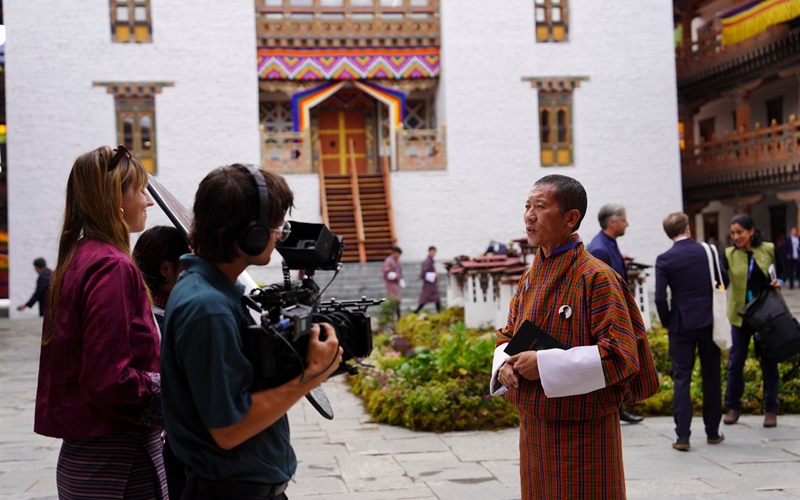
[258, 47, 440, 80]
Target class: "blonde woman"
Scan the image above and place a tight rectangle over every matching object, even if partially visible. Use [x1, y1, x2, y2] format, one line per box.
[34, 146, 167, 499]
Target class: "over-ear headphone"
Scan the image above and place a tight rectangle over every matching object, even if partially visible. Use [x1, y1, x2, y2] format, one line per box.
[238, 165, 272, 256]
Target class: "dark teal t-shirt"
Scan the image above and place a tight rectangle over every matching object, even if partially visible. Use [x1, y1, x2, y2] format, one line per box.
[161, 255, 296, 483]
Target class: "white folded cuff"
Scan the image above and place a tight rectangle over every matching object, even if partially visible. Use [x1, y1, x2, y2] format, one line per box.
[537, 345, 605, 398]
[386, 271, 397, 281]
[490, 344, 510, 396]
[425, 272, 437, 283]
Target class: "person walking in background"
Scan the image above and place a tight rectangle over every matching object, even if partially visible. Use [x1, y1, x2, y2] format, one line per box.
[586, 203, 644, 424]
[383, 246, 404, 317]
[415, 246, 441, 314]
[34, 146, 166, 498]
[654, 213, 726, 451]
[720, 214, 788, 428]
[782, 226, 799, 289]
[16, 257, 52, 317]
[132, 225, 190, 499]
[491, 175, 658, 499]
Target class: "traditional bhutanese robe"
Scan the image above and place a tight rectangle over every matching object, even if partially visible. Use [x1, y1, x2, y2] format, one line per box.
[383, 254, 403, 300]
[491, 233, 658, 500]
[418, 255, 441, 305]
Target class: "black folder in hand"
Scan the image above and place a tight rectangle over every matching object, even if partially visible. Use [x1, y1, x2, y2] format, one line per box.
[504, 320, 567, 355]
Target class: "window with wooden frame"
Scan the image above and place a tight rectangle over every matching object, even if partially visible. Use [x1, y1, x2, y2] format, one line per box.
[116, 96, 158, 173]
[534, 0, 567, 42]
[110, 0, 152, 43]
[539, 93, 572, 166]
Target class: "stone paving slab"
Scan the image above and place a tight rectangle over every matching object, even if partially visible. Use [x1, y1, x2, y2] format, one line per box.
[3, 317, 800, 499]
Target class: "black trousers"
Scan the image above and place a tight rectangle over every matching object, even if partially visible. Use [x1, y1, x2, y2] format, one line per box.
[668, 325, 722, 439]
[181, 478, 288, 500]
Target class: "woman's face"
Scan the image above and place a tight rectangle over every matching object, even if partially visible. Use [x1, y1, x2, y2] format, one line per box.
[121, 184, 154, 233]
[730, 223, 755, 249]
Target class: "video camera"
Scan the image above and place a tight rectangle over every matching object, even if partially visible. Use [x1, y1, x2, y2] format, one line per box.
[240, 221, 384, 392]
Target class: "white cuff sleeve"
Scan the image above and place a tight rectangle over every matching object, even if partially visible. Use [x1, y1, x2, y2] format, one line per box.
[537, 345, 605, 398]
[399, 279, 406, 288]
[386, 271, 397, 281]
[490, 344, 510, 396]
[425, 272, 437, 283]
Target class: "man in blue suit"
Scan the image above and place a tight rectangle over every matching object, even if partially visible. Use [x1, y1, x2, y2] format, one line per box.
[587, 203, 643, 424]
[655, 213, 727, 451]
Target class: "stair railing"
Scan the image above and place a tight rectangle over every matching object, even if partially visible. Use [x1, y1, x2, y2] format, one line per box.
[381, 140, 397, 248]
[317, 138, 330, 227]
[348, 139, 367, 263]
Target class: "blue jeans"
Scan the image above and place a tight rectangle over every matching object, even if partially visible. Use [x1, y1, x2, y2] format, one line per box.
[724, 323, 780, 413]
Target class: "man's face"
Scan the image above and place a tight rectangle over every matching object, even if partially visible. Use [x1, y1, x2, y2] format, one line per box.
[429, 249, 436, 258]
[525, 184, 574, 254]
[608, 213, 628, 238]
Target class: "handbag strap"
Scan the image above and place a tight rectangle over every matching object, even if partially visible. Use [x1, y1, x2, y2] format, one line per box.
[700, 242, 724, 289]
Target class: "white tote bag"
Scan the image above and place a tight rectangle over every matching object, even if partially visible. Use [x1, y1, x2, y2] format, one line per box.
[701, 242, 732, 350]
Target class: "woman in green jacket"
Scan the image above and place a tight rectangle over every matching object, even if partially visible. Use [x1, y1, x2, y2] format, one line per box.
[720, 214, 788, 428]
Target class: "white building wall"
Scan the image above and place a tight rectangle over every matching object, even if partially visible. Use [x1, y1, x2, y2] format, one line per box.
[389, 0, 682, 270]
[6, 0, 260, 317]
[6, 0, 684, 301]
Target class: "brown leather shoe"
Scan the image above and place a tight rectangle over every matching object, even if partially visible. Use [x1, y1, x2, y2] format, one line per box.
[723, 409, 740, 425]
[763, 412, 777, 428]
[707, 433, 724, 445]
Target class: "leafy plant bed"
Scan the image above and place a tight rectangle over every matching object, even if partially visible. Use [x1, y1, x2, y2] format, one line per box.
[350, 309, 800, 433]
[351, 308, 519, 432]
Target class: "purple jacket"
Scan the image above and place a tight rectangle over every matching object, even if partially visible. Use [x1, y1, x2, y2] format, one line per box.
[383, 254, 403, 299]
[35, 240, 160, 439]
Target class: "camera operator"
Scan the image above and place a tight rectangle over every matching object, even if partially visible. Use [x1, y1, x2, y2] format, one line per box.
[160, 165, 342, 500]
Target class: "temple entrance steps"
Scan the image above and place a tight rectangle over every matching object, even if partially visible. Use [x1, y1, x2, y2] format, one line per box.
[323, 173, 395, 263]
[311, 260, 447, 313]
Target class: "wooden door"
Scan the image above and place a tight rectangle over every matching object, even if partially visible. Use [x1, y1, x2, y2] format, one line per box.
[318, 110, 367, 175]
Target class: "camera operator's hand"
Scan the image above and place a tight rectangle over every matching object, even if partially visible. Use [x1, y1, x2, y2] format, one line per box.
[302, 322, 343, 388]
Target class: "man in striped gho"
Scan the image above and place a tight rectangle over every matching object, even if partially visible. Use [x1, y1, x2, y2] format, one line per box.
[490, 174, 659, 499]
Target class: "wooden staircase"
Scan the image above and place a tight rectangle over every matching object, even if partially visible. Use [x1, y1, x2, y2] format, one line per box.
[320, 161, 396, 263]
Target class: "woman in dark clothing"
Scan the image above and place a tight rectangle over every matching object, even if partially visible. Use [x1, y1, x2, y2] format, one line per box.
[719, 214, 788, 428]
[133, 225, 191, 499]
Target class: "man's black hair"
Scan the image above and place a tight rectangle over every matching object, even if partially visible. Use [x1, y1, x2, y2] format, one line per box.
[392, 246, 403, 254]
[428, 246, 436, 252]
[191, 165, 294, 263]
[33, 258, 46, 269]
[534, 174, 588, 231]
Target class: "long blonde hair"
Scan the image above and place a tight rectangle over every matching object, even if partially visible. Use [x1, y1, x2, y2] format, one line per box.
[44, 146, 149, 344]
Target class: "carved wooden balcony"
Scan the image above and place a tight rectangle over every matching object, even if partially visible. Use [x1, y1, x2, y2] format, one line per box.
[256, 0, 440, 47]
[261, 129, 313, 174]
[397, 125, 446, 171]
[681, 118, 800, 199]
[675, 22, 800, 100]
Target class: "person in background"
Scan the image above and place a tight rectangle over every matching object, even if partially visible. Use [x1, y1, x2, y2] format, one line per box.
[133, 225, 190, 329]
[491, 174, 658, 499]
[654, 213, 727, 451]
[383, 246, 404, 318]
[17, 257, 52, 317]
[132, 224, 191, 499]
[720, 214, 788, 429]
[415, 246, 441, 313]
[781, 226, 799, 289]
[586, 203, 645, 424]
[34, 145, 166, 498]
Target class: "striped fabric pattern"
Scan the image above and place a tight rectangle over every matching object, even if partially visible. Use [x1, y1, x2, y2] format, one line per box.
[56, 430, 168, 499]
[497, 234, 658, 421]
[520, 410, 624, 499]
